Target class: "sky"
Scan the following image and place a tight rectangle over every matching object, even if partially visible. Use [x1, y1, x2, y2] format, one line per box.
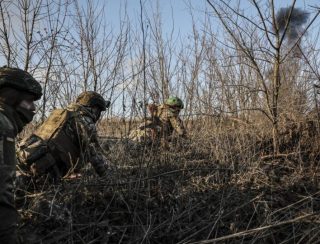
[99, 0, 320, 39]
[103, 0, 206, 37]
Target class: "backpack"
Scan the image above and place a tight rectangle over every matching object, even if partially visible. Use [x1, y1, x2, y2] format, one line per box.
[33, 108, 81, 170]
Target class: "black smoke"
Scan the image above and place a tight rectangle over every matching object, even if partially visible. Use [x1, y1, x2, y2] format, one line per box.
[276, 7, 309, 43]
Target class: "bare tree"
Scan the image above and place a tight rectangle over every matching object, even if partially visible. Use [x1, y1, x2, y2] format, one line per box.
[146, 1, 179, 101]
[15, 0, 43, 71]
[37, 0, 70, 120]
[0, 0, 14, 66]
[206, 0, 320, 154]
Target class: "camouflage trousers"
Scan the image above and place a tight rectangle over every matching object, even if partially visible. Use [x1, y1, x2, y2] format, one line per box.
[128, 128, 158, 145]
[128, 128, 174, 150]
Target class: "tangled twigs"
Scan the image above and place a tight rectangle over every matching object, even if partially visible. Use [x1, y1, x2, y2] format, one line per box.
[191, 213, 318, 244]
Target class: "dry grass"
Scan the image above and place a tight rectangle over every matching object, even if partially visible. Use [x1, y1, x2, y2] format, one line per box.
[16, 116, 320, 243]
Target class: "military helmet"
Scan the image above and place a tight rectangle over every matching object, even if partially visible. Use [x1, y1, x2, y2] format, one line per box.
[76, 91, 110, 111]
[165, 96, 184, 109]
[0, 66, 42, 100]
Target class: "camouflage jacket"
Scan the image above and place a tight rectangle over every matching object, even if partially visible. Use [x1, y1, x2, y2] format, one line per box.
[156, 104, 186, 137]
[0, 103, 18, 239]
[18, 103, 108, 177]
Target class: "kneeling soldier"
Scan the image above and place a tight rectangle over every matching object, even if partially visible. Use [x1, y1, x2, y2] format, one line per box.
[18, 91, 110, 180]
[129, 96, 186, 147]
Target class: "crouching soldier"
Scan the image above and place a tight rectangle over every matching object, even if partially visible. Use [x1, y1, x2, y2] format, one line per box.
[129, 96, 186, 147]
[0, 67, 42, 243]
[18, 91, 111, 180]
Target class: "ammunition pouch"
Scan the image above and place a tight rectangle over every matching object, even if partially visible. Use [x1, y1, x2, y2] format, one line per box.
[30, 152, 56, 176]
[25, 143, 48, 165]
[18, 136, 48, 166]
[17, 136, 57, 177]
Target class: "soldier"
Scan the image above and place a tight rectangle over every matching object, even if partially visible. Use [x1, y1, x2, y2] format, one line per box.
[18, 91, 110, 180]
[129, 96, 186, 146]
[0, 66, 42, 243]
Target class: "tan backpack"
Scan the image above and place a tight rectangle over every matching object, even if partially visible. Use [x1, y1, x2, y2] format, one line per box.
[33, 108, 81, 169]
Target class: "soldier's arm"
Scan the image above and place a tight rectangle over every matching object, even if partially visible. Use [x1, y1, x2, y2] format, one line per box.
[0, 132, 16, 202]
[169, 117, 186, 137]
[0, 127, 17, 239]
[76, 115, 100, 146]
[76, 116, 108, 176]
[138, 118, 158, 130]
[86, 143, 108, 177]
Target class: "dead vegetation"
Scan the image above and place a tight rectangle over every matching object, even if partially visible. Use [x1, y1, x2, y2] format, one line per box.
[16, 115, 320, 243]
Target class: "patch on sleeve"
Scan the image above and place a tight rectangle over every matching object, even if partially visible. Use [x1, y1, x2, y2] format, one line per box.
[6, 137, 14, 142]
[2, 135, 16, 166]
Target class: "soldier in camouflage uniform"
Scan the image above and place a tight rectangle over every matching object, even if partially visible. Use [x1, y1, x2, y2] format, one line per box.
[129, 96, 186, 146]
[18, 91, 110, 180]
[0, 67, 42, 244]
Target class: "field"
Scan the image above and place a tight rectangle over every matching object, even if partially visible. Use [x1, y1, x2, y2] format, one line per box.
[1, 1, 320, 241]
[17, 116, 320, 243]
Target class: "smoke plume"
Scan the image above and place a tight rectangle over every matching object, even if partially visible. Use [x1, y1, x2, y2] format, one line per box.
[276, 7, 309, 43]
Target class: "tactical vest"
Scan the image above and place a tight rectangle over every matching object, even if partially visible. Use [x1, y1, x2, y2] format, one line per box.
[33, 108, 81, 168]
